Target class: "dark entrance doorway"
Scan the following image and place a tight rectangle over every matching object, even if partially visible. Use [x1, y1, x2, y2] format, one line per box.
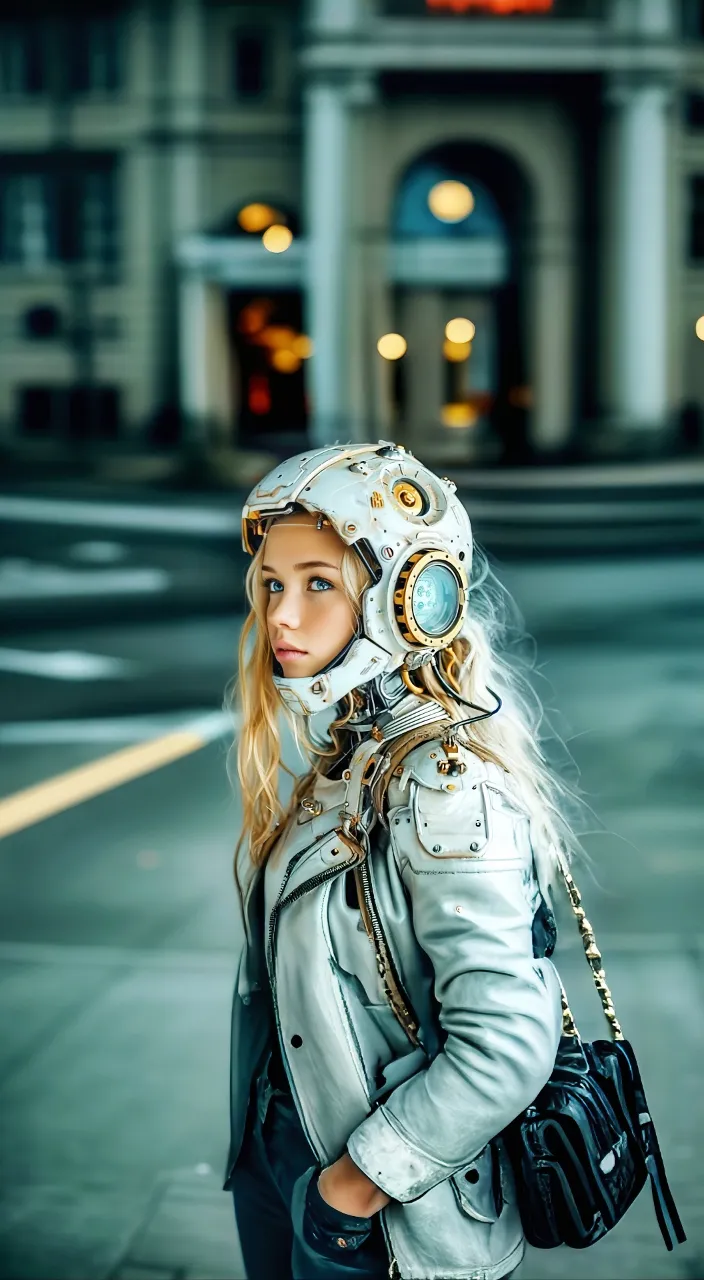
[227, 291, 309, 451]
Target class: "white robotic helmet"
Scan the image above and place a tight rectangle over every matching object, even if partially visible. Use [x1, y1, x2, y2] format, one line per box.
[241, 440, 473, 717]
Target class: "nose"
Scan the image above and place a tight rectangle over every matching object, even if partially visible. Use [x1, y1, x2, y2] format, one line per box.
[267, 585, 302, 631]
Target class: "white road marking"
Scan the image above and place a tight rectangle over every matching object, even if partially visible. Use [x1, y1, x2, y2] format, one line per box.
[0, 496, 240, 536]
[67, 540, 128, 564]
[0, 647, 134, 681]
[0, 559, 169, 599]
[0, 709, 237, 744]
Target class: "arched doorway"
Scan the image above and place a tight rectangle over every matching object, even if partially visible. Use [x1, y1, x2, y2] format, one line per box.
[389, 142, 532, 464]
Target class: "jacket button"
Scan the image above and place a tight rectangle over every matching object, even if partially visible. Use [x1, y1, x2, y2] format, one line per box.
[291, 1034, 303, 1048]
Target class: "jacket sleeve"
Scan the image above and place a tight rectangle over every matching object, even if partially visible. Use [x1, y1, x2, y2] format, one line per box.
[346, 743, 562, 1203]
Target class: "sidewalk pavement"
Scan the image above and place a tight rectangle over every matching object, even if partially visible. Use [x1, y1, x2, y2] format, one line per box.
[0, 934, 699, 1280]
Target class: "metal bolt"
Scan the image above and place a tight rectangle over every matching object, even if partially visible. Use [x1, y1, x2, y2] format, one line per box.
[470, 842, 479, 851]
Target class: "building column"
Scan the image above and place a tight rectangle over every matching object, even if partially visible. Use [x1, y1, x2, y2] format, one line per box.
[528, 221, 576, 453]
[169, 0, 205, 238]
[606, 71, 674, 435]
[179, 274, 208, 441]
[303, 74, 352, 447]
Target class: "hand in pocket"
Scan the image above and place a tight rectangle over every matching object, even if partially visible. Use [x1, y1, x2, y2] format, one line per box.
[294, 1165, 374, 1263]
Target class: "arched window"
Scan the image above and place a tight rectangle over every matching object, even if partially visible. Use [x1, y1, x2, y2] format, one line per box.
[394, 158, 507, 245]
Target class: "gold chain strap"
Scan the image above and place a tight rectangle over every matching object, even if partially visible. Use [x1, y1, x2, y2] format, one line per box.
[556, 849, 624, 1042]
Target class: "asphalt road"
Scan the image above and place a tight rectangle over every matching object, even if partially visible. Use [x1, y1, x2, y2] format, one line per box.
[0, 552, 702, 1280]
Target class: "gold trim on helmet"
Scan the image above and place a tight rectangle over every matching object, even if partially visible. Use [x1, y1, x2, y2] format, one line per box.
[390, 479, 428, 518]
[393, 549, 468, 648]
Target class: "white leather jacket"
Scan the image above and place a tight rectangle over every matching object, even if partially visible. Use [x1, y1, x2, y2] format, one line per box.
[224, 689, 562, 1280]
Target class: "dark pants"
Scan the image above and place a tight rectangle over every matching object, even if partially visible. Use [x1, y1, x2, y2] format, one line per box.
[230, 1054, 390, 1280]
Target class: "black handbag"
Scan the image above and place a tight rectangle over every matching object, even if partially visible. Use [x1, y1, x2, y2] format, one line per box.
[355, 844, 686, 1254]
[502, 851, 686, 1251]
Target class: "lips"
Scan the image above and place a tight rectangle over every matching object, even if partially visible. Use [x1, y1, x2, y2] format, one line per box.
[275, 644, 307, 657]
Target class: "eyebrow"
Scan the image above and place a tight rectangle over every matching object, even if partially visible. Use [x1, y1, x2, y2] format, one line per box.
[261, 560, 341, 573]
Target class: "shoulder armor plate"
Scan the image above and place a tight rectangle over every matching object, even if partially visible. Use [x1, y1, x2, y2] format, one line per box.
[388, 738, 530, 863]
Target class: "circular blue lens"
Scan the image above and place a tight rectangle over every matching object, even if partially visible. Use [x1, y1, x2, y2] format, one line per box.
[411, 562, 460, 637]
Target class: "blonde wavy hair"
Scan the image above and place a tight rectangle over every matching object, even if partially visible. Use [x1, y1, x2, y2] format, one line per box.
[226, 521, 593, 900]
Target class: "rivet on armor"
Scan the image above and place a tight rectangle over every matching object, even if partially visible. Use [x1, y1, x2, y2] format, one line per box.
[381, 545, 395, 559]
[432, 844, 442, 853]
[455, 905, 462, 913]
[343, 770, 351, 780]
[475, 820, 481, 827]
[336, 1238, 348, 1249]
[430, 752, 437, 759]
[470, 842, 479, 851]
[345, 522, 357, 533]
[446, 783, 456, 791]
[331, 847, 340, 856]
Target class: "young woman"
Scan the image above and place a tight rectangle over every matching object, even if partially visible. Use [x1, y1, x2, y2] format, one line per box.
[223, 441, 586, 1280]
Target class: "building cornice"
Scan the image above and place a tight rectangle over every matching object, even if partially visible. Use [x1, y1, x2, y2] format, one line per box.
[301, 21, 683, 75]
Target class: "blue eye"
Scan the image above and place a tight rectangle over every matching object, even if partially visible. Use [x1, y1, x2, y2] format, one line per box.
[310, 577, 333, 592]
[262, 579, 283, 594]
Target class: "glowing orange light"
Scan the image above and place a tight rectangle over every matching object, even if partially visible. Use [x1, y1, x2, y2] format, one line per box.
[443, 339, 472, 363]
[292, 335, 314, 359]
[248, 375, 271, 415]
[238, 302, 271, 335]
[426, 0, 553, 12]
[441, 403, 479, 428]
[255, 325, 298, 350]
[237, 203, 283, 233]
[271, 349, 302, 374]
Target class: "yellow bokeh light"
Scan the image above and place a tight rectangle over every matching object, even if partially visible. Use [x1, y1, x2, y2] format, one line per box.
[428, 180, 474, 224]
[257, 325, 298, 350]
[377, 333, 407, 360]
[271, 349, 302, 373]
[292, 334, 314, 359]
[443, 339, 472, 362]
[237, 203, 281, 233]
[262, 225, 293, 254]
[441, 403, 479, 429]
[696, 316, 704, 341]
[445, 317, 476, 344]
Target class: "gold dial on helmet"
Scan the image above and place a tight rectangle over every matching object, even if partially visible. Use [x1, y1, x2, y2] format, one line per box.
[393, 549, 468, 648]
[390, 479, 428, 518]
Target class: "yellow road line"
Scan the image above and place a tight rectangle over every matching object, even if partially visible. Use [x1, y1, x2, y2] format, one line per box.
[0, 730, 207, 840]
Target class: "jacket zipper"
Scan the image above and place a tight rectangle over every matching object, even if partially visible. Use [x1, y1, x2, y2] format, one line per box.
[266, 851, 361, 1159]
[355, 857, 423, 1050]
[381, 1209, 401, 1279]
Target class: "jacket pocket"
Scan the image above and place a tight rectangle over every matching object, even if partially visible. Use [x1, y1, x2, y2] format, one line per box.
[450, 1142, 504, 1224]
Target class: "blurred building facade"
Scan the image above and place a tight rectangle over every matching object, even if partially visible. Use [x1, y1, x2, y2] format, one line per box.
[3, 0, 704, 467]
